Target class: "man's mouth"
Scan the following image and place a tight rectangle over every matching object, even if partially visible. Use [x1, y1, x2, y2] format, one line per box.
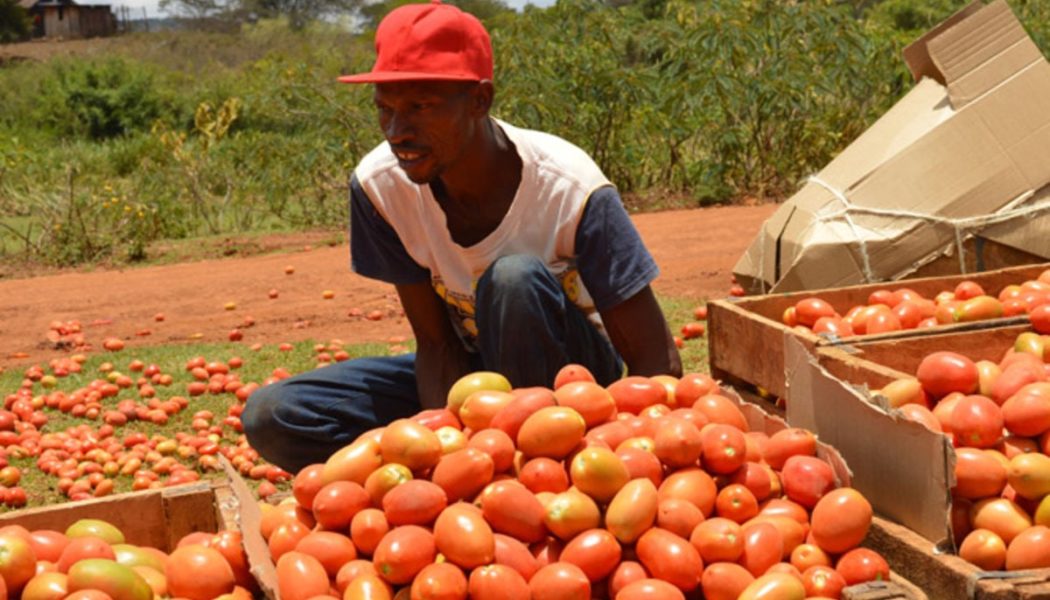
[393, 149, 425, 162]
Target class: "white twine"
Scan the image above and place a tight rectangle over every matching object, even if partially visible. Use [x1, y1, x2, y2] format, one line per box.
[805, 175, 1050, 282]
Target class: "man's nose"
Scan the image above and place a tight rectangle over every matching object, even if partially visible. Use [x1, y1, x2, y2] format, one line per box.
[383, 112, 414, 144]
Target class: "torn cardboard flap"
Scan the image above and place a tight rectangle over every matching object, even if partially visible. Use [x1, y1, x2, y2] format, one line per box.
[783, 334, 956, 547]
[220, 456, 279, 600]
[734, 0, 1050, 295]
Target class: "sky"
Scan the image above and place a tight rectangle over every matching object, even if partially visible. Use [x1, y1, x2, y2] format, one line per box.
[90, 0, 556, 19]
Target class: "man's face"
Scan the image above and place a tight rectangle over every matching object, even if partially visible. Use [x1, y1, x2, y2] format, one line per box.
[373, 80, 481, 185]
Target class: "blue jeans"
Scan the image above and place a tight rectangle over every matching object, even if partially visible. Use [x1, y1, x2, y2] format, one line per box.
[243, 254, 623, 472]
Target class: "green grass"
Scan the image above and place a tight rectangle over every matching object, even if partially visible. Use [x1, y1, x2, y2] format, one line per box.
[1, 294, 709, 512]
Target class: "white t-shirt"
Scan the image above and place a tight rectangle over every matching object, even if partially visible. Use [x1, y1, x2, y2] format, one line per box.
[350, 118, 658, 350]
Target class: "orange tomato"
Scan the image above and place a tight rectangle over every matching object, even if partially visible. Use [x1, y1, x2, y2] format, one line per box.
[1005, 525, 1050, 570]
[606, 377, 667, 415]
[466, 428, 515, 473]
[569, 446, 629, 503]
[165, 545, 236, 600]
[658, 467, 717, 517]
[959, 528, 1006, 570]
[715, 484, 758, 524]
[971, 498, 1033, 544]
[322, 437, 383, 486]
[434, 503, 495, 570]
[350, 508, 389, 556]
[739, 521, 783, 577]
[492, 533, 540, 581]
[951, 395, 1004, 448]
[674, 373, 718, 408]
[615, 578, 686, 600]
[459, 390, 515, 431]
[835, 548, 890, 585]
[294, 531, 357, 578]
[342, 573, 393, 600]
[554, 364, 597, 389]
[605, 478, 658, 544]
[763, 428, 816, 470]
[275, 552, 329, 600]
[516, 457, 569, 494]
[656, 498, 704, 539]
[431, 447, 495, 502]
[793, 297, 837, 328]
[615, 446, 663, 488]
[653, 419, 703, 469]
[335, 560, 378, 594]
[692, 394, 748, 431]
[380, 419, 442, 472]
[789, 543, 830, 572]
[690, 517, 743, 563]
[516, 407, 586, 459]
[916, 352, 979, 399]
[292, 463, 326, 508]
[779, 455, 835, 509]
[1002, 383, 1050, 437]
[737, 572, 806, 600]
[490, 388, 557, 441]
[809, 488, 872, 554]
[543, 488, 601, 541]
[801, 565, 846, 599]
[364, 463, 413, 507]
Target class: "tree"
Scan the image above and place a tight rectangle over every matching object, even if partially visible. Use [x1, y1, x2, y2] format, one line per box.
[0, 0, 30, 43]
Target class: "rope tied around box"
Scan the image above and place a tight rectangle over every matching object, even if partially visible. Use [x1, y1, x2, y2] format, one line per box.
[805, 175, 1050, 283]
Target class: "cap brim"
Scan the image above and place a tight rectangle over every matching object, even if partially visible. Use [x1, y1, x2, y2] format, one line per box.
[338, 71, 482, 84]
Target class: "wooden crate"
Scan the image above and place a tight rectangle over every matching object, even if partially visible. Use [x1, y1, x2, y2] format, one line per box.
[708, 262, 1046, 399]
[796, 326, 1050, 600]
[866, 516, 1050, 600]
[0, 480, 238, 552]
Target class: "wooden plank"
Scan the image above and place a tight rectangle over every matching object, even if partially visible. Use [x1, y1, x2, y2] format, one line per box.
[0, 481, 226, 551]
[708, 262, 1047, 398]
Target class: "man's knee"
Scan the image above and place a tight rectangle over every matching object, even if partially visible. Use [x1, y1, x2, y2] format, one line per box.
[480, 254, 548, 295]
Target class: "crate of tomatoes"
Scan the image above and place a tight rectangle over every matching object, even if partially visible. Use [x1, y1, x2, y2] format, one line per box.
[708, 262, 1050, 401]
[237, 366, 930, 599]
[784, 307, 1050, 600]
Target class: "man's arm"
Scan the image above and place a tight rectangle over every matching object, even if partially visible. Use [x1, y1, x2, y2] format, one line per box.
[600, 284, 682, 378]
[395, 281, 474, 410]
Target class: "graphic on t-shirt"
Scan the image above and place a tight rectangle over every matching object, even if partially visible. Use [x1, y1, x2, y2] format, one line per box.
[431, 259, 599, 350]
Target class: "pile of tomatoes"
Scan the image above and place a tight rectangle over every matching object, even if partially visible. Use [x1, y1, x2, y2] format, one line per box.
[874, 327, 1050, 571]
[4, 354, 292, 504]
[262, 367, 891, 600]
[783, 269, 1050, 338]
[0, 517, 255, 599]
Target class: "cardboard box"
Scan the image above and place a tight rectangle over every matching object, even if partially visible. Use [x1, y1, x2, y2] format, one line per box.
[0, 480, 239, 552]
[734, 0, 1050, 295]
[785, 329, 1050, 600]
[708, 262, 1046, 399]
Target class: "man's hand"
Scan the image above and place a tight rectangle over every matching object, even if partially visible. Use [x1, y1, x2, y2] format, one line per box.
[601, 285, 682, 378]
[396, 281, 473, 409]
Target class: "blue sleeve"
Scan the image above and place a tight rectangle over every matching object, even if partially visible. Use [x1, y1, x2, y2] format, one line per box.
[575, 186, 660, 311]
[349, 175, 431, 285]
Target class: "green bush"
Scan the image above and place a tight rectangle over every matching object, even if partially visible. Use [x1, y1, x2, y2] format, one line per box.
[33, 58, 177, 141]
[0, 0, 30, 43]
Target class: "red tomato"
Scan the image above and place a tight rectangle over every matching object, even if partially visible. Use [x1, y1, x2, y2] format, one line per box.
[335, 560, 377, 594]
[275, 551, 329, 600]
[0, 533, 38, 593]
[692, 394, 748, 431]
[763, 428, 816, 470]
[528, 562, 590, 600]
[674, 373, 718, 408]
[382, 479, 448, 526]
[955, 280, 986, 300]
[165, 545, 236, 600]
[350, 508, 389, 556]
[1002, 383, 1050, 437]
[28, 530, 68, 563]
[916, 352, 979, 399]
[690, 517, 744, 563]
[295, 531, 357, 578]
[790, 543, 831, 572]
[490, 388, 557, 441]
[493, 533, 541, 582]
[468, 564, 529, 600]
[553, 381, 615, 428]
[371, 525, 436, 585]
[653, 419, 703, 469]
[1005, 525, 1050, 570]
[700, 562, 754, 600]
[57, 536, 115, 573]
[951, 395, 1004, 448]
[409, 562, 468, 600]
[478, 480, 547, 543]
[794, 297, 837, 328]
[635, 528, 702, 592]
[658, 468, 717, 517]
[739, 521, 783, 577]
[780, 455, 836, 508]
[835, 548, 890, 585]
[205, 530, 253, 590]
[700, 424, 747, 474]
[431, 447, 495, 502]
[616, 578, 686, 600]
[606, 377, 667, 415]
[517, 457, 570, 494]
[559, 528, 621, 582]
[543, 488, 601, 541]
[1032, 304, 1050, 334]
[467, 428, 515, 473]
[953, 447, 1007, 499]
[656, 498, 704, 539]
[715, 484, 759, 524]
[800, 565, 846, 598]
[313, 480, 370, 530]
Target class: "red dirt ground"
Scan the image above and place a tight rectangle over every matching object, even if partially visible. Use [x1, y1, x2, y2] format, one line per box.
[0, 204, 778, 370]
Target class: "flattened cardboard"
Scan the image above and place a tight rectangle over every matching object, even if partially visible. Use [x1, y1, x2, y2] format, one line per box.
[734, 0, 1050, 295]
[221, 456, 279, 600]
[783, 334, 955, 546]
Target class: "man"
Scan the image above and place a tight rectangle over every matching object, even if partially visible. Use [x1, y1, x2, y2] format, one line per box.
[243, 0, 681, 473]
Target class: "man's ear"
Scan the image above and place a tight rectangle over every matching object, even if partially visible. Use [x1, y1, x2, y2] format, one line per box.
[471, 80, 495, 116]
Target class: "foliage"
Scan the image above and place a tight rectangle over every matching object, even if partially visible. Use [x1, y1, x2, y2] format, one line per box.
[2, 1, 1050, 267]
[0, 0, 29, 43]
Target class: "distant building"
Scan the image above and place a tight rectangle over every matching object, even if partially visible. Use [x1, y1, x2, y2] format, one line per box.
[18, 0, 117, 39]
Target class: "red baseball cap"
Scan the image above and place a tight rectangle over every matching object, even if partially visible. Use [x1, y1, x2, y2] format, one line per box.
[338, 0, 493, 84]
